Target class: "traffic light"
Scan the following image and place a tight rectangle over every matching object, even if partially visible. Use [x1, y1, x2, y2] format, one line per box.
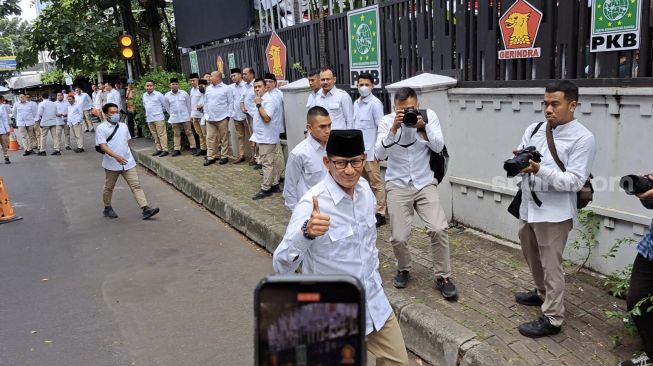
[119, 34, 134, 60]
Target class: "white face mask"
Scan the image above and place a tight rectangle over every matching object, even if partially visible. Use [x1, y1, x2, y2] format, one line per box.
[358, 86, 372, 97]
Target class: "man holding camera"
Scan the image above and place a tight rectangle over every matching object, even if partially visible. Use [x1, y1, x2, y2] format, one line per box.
[274, 129, 409, 365]
[512, 80, 596, 338]
[375, 87, 457, 300]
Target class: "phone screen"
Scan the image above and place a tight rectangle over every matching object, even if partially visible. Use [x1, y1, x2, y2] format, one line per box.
[255, 276, 365, 366]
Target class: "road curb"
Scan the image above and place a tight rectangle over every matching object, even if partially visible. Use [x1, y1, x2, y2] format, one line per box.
[133, 147, 505, 366]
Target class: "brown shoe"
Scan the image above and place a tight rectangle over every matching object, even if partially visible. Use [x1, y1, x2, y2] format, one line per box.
[232, 156, 245, 164]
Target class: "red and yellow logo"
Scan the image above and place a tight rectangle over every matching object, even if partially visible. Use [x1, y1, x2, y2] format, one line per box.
[498, 0, 543, 59]
[216, 56, 224, 76]
[266, 31, 287, 81]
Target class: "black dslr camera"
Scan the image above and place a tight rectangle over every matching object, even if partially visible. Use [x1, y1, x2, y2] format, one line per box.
[619, 174, 653, 209]
[402, 107, 421, 127]
[504, 146, 542, 177]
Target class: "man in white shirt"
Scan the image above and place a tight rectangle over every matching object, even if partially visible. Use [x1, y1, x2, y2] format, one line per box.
[66, 93, 85, 152]
[142, 80, 169, 157]
[353, 72, 386, 226]
[240, 67, 258, 166]
[375, 87, 457, 300]
[164, 77, 196, 156]
[13, 94, 38, 155]
[55, 92, 71, 150]
[273, 130, 409, 365]
[513, 80, 596, 338]
[105, 82, 122, 112]
[312, 67, 354, 129]
[0, 99, 10, 164]
[75, 86, 95, 132]
[229, 68, 251, 164]
[250, 78, 281, 199]
[203, 70, 233, 166]
[96, 102, 159, 220]
[264, 72, 286, 185]
[37, 93, 63, 156]
[188, 73, 207, 156]
[92, 83, 105, 125]
[305, 69, 321, 110]
[283, 106, 331, 211]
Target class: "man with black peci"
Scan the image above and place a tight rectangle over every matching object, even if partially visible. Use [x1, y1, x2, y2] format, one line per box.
[375, 87, 457, 301]
[512, 80, 596, 338]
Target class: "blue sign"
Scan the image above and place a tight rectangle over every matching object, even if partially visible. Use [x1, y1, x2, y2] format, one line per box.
[0, 57, 17, 71]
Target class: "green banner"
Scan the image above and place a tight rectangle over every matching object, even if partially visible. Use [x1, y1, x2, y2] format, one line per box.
[347, 5, 382, 87]
[189, 51, 199, 74]
[592, 0, 639, 34]
[228, 53, 236, 70]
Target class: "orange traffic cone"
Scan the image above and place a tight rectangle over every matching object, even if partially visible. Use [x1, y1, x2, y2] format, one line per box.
[0, 176, 22, 224]
[8, 128, 20, 151]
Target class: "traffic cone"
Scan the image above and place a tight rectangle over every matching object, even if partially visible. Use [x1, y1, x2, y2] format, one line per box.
[0, 176, 22, 224]
[8, 128, 20, 151]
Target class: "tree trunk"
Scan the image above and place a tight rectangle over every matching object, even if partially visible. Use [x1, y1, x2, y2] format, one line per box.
[317, 0, 327, 67]
[149, 25, 166, 70]
[293, 0, 301, 25]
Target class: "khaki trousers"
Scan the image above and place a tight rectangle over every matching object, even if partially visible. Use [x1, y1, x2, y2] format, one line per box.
[70, 123, 84, 149]
[258, 143, 278, 191]
[233, 119, 252, 158]
[206, 118, 231, 160]
[103, 168, 148, 208]
[171, 121, 196, 150]
[0, 133, 9, 158]
[275, 141, 285, 180]
[83, 110, 94, 131]
[34, 122, 41, 150]
[40, 125, 62, 152]
[362, 161, 387, 215]
[367, 313, 409, 366]
[386, 181, 451, 277]
[147, 120, 167, 151]
[18, 126, 37, 151]
[246, 115, 258, 163]
[60, 123, 70, 147]
[518, 219, 573, 327]
[191, 117, 206, 150]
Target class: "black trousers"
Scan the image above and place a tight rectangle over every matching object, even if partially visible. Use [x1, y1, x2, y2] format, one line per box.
[627, 253, 653, 356]
[127, 112, 141, 137]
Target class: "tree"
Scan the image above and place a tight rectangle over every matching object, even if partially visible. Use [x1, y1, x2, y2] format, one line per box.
[0, 18, 38, 82]
[0, 0, 21, 18]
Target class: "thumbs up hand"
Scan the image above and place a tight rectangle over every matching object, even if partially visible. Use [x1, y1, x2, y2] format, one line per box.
[306, 196, 331, 238]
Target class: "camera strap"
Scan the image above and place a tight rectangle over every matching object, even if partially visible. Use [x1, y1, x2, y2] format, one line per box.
[381, 110, 430, 149]
[528, 122, 544, 207]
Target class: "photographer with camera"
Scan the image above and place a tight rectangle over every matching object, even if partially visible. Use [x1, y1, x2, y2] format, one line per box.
[511, 80, 596, 338]
[374, 87, 457, 300]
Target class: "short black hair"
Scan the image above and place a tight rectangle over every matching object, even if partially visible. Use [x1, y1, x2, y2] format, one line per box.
[357, 72, 374, 84]
[544, 80, 579, 102]
[320, 66, 335, 75]
[42, 92, 49, 99]
[394, 87, 417, 102]
[105, 82, 114, 87]
[243, 67, 255, 77]
[145, 80, 155, 84]
[307, 106, 329, 123]
[254, 78, 265, 84]
[102, 102, 118, 114]
[308, 68, 320, 77]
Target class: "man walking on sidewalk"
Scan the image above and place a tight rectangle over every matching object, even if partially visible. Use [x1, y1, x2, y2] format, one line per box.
[375, 87, 457, 301]
[250, 78, 281, 199]
[189, 73, 207, 156]
[66, 93, 85, 152]
[203, 70, 233, 166]
[55, 92, 71, 150]
[37, 93, 62, 156]
[13, 94, 37, 155]
[512, 80, 596, 338]
[0, 100, 10, 164]
[96, 103, 159, 220]
[143, 80, 169, 157]
[75, 86, 94, 132]
[164, 77, 196, 156]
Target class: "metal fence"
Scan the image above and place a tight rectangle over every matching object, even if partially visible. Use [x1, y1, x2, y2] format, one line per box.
[181, 0, 653, 88]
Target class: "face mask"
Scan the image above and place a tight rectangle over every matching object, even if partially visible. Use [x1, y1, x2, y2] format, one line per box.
[199, 86, 206, 94]
[109, 114, 120, 124]
[358, 86, 372, 97]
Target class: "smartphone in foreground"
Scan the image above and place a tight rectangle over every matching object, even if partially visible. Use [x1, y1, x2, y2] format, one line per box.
[255, 275, 366, 366]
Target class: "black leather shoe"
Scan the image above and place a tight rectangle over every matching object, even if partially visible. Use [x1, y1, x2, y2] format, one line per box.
[4, 157, 10, 164]
[375, 213, 386, 227]
[51, 151, 61, 156]
[518, 316, 561, 338]
[270, 184, 281, 193]
[152, 150, 162, 156]
[23, 150, 32, 156]
[253, 163, 263, 170]
[103, 206, 118, 218]
[192, 149, 202, 156]
[252, 189, 273, 200]
[393, 270, 410, 288]
[203, 159, 216, 166]
[436, 277, 458, 301]
[38, 151, 46, 156]
[218, 157, 229, 165]
[515, 289, 544, 306]
[78, 148, 85, 152]
[171, 150, 181, 157]
[65, 146, 72, 150]
[158, 151, 169, 157]
[142, 206, 160, 220]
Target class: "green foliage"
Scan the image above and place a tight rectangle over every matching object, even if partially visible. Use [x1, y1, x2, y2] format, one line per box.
[605, 265, 633, 299]
[0, 0, 21, 17]
[603, 237, 637, 260]
[570, 209, 601, 272]
[292, 63, 307, 77]
[40, 69, 65, 85]
[0, 18, 38, 79]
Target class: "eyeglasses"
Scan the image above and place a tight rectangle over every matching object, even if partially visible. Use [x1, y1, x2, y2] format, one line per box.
[329, 158, 365, 170]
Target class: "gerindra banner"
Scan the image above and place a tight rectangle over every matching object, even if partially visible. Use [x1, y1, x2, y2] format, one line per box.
[498, 0, 543, 60]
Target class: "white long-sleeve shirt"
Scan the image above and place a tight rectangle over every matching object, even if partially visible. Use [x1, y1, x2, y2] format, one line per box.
[75, 92, 93, 111]
[354, 94, 384, 162]
[0, 105, 10, 134]
[282, 135, 327, 211]
[312, 87, 354, 129]
[67, 101, 84, 126]
[305, 90, 319, 109]
[37, 100, 60, 127]
[164, 90, 191, 124]
[189, 87, 205, 119]
[142, 91, 167, 122]
[92, 90, 102, 109]
[106, 89, 122, 109]
[13, 101, 38, 127]
[273, 173, 393, 335]
[55, 100, 68, 125]
[518, 120, 596, 223]
[249, 92, 280, 145]
[229, 81, 247, 121]
[204, 82, 232, 121]
[241, 81, 257, 115]
[375, 109, 444, 190]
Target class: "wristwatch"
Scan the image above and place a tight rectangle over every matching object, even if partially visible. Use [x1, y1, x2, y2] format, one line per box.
[256, 103, 262, 108]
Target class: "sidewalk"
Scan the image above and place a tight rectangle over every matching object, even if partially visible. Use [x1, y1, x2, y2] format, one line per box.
[131, 139, 641, 366]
